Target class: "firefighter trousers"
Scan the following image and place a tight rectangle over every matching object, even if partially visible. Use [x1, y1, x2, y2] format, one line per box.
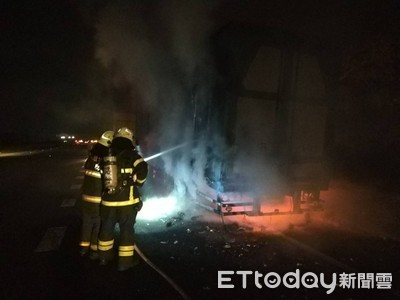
[80, 202, 100, 252]
[98, 204, 138, 268]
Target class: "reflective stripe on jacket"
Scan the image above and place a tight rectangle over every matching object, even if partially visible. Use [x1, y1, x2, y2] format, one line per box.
[81, 156, 103, 203]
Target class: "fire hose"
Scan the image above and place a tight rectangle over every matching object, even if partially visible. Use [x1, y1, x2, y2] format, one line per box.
[135, 244, 191, 300]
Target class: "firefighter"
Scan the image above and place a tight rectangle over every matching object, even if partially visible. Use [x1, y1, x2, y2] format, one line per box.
[98, 127, 148, 271]
[79, 130, 114, 259]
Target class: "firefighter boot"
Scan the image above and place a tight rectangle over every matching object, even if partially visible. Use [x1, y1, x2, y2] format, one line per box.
[89, 244, 99, 260]
[79, 246, 89, 257]
[98, 251, 112, 265]
[89, 251, 99, 260]
[99, 253, 113, 265]
[98, 239, 114, 265]
[99, 257, 109, 266]
[117, 255, 139, 271]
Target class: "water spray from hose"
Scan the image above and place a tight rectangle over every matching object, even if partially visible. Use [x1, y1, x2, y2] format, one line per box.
[144, 142, 189, 162]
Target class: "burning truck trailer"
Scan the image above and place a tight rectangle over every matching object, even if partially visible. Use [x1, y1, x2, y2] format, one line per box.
[195, 24, 335, 222]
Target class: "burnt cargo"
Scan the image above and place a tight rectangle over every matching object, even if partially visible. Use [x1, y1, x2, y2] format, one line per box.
[196, 24, 336, 215]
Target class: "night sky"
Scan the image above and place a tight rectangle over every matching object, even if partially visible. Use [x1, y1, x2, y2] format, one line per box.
[2, 0, 101, 142]
[1, 0, 399, 177]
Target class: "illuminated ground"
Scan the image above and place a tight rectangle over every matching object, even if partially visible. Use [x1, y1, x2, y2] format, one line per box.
[0, 146, 399, 299]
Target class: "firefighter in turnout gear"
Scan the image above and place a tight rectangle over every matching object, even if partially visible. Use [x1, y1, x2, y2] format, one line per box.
[79, 130, 114, 259]
[98, 127, 148, 271]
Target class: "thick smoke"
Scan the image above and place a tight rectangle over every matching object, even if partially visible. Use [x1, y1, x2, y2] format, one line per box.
[95, 0, 222, 201]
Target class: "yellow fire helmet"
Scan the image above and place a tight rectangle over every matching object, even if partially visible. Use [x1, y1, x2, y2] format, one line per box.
[98, 130, 114, 147]
[114, 127, 134, 142]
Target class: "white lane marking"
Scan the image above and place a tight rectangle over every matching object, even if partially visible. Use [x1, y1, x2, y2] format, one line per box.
[35, 227, 67, 252]
[0, 149, 51, 158]
[70, 184, 81, 190]
[61, 198, 77, 207]
[75, 175, 84, 180]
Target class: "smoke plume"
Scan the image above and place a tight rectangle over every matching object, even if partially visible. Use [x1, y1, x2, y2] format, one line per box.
[95, 0, 222, 200]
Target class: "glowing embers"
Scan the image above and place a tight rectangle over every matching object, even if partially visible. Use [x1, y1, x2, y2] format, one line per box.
[259, 195, 294, 215]
[137, 196, 178, 221]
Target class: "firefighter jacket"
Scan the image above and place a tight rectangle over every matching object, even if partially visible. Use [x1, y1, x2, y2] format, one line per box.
[81, 155, 103, 205]
[102, 149, 148, 207]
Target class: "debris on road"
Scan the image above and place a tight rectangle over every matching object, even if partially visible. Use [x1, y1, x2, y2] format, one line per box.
[223, 243, 231, 249]
[166, 218, 177, 227]
[166, 212, 185, 227]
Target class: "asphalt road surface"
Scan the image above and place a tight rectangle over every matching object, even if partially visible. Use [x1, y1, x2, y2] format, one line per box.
[0, 146, 399, 300]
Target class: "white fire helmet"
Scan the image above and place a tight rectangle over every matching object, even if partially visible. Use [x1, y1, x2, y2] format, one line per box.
[115, 127, 134, 142]
[98, 130, 114, 147]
